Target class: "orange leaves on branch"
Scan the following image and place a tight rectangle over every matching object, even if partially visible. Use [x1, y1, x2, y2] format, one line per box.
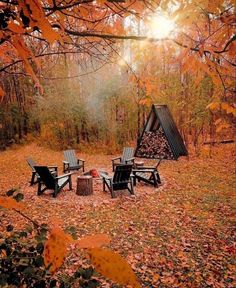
[7, 21, 25, 34]
[44, 226, 73, 274]
[181, 54, 199, 75]
[0, 196, 24, 210]
[18, 0, 60, 43]
[96, 0, 107, 4]
[88, 248, 141, 288]
[10, 35, 41, 89]
[10, 35, 31, 59]
[77, 233, 111, 249]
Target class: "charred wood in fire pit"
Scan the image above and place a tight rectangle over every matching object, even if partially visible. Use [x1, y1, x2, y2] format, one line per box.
[136, 128, 174, 159]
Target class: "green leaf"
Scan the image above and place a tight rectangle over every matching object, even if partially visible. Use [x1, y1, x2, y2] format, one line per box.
[65, 226, 77, 240]
[23, 267, 35, 275]
[34, 256, 44, 267]
[13, 193, 24, 202]
[6, 188, 17, 197]
[0, 274, 8, 287]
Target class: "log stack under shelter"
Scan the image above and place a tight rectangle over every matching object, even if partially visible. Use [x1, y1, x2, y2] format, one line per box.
[135, 104, 188, 160]
[136, 128, 174, 159]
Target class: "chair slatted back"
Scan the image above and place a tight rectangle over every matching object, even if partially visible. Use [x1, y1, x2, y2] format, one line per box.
[27, 158, 37, 172]
[34, 166, 55, 189]
[113, 164, 132, 184]
[64, 150, 77, 166]
[121, 147, 134, 163]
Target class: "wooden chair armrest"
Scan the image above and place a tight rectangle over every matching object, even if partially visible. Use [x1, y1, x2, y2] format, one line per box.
[136, 166, 156, 170]
[63, 161, 69, 164]
[100, 173, 112, 180]
[56, 173, 73, 179]
[133, 169, 154, 173]
[112, 156, 121, 162]
[48, 166, 58, 170]
[125, 157, 135, 163]
[78, 158, 85, 163]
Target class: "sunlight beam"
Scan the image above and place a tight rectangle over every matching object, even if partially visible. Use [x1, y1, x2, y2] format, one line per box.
[148, 15, 176, 39]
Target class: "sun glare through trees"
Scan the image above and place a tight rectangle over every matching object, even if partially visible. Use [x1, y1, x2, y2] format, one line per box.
[148, 13, 176, 39]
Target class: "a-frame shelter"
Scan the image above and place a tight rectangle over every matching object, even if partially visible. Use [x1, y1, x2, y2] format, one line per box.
[135, 104, 188, 160]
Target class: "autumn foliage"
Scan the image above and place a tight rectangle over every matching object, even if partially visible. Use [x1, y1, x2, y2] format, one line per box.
[0, 0, 235, 151]
[0, 193, 142, 287]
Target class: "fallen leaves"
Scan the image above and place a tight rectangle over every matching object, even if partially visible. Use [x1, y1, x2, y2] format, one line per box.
[0, 143, 235, 287]
[77, 233, 111, 249]
[0, 196, 24, 210]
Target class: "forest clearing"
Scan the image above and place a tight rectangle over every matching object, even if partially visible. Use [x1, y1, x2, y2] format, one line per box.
[0, 0, 236, 287]
[0, 143, 235, 287]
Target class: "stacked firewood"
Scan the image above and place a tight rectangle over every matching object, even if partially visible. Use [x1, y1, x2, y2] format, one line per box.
[136, 127, 175, 159]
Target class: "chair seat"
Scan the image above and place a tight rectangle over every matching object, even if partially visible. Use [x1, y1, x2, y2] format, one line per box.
[133, 169, 161, 187]
[135, 172, 148, 179]
[58, 176, 69, 187]
[68, 164, 83, 170]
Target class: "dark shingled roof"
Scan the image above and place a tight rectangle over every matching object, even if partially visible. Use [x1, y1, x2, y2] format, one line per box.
[135, 104, 188, 160]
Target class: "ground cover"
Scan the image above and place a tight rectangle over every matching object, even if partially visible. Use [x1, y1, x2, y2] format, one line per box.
[0, 143, 235, 287]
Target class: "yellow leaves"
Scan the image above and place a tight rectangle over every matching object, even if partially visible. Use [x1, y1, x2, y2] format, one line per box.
[139, 98, 152, 106]
[221, 103, 236, 117]
[207, 102, 221, 111]
[88, 248, 141, 288]
[207, 102, 236, 117]
[77, 233, 111, 249]
[0, 196, 24, 210]
[44, 226, 73, 274]
[43, 229, 140, 288]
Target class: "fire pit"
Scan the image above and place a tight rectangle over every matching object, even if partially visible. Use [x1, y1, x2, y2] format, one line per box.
[83, 169, 107, 179]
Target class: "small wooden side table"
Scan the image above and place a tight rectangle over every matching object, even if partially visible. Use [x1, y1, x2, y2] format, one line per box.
[76, 175, 93, 196]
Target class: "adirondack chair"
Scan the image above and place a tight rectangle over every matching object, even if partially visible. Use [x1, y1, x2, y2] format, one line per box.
[26, 158, 58, 185]
[132, 159, 162, 187]
[111, 147, 135, 172]
[63, 150, 85, 173]
[34, 166, 72, 197]
[100, 164, 134, 198]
